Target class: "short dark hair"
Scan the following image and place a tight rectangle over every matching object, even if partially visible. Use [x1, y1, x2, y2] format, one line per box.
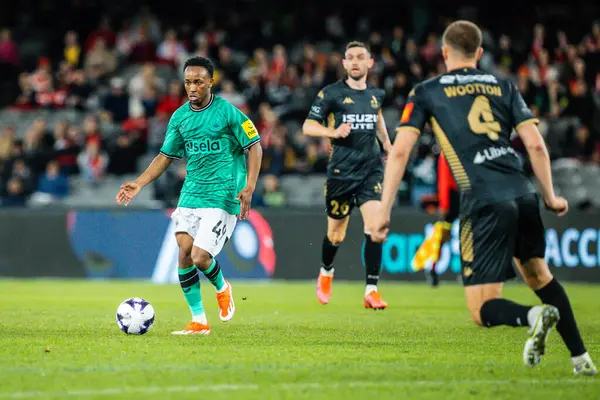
[183, 56, 214, 77]
[345, 41, 370, 53]
[442, 20, 482, 58]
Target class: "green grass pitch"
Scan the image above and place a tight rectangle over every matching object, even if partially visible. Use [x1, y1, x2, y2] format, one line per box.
[0, 279, 598, 399]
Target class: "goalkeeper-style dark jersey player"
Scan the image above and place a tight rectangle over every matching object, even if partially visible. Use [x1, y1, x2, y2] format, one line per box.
[303, 41, 392, 310]
[373, 21, 596, 376]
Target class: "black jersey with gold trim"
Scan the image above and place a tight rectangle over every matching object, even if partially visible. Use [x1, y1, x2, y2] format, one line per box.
[306, 80, 385, 181]
[398, 67, 536, 213]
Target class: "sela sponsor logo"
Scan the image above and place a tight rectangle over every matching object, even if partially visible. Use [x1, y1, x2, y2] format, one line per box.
[473, 146, 517, 164]
[342, 113, 377, 130]
[440, 74, 498, 85]
[185, 139, 222, 155]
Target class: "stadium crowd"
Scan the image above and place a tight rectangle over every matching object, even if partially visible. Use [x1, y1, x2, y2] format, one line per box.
[0, 1, 599, 208]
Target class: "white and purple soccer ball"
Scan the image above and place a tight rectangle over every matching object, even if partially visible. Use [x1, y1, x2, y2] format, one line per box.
[116, 297, 155, 335]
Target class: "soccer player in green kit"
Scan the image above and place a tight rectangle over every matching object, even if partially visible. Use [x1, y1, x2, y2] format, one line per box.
[116, 57, 262, 335]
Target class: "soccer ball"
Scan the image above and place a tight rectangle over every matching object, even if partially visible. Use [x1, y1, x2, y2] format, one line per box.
[116, 297, 155, 335]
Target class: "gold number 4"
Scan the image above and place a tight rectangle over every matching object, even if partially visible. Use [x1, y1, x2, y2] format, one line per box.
[467, 96, 500, 141]
[330, 200, 350, 216]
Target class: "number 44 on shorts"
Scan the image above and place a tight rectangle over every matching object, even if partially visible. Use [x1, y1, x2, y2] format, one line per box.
[212, 220, 226, 238]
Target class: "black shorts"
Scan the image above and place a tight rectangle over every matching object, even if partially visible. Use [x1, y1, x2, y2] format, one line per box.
[461, 193, 546, 286]
[325, 171, 383, 219]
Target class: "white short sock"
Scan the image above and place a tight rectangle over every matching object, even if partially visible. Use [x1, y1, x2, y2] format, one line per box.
[365, 284, 377, 296]
[320, 267, 334, 277]
[572, 352, 592, 365]
[192, 313, 208, 324]
[527, 305, 543, 328]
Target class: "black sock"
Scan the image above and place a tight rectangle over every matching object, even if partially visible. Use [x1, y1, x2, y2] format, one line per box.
[364, 233, 382, 286]
[321, 236, 339, 271]
[480, 298, 531, 327]
[535, 278, 586, 357]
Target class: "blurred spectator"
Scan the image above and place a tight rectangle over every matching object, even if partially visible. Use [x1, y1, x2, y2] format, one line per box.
[148, 111, 169, 154]
[2, 177, 26, 207]
[15, 72, 35, 108]
[86, 16, 116, 51]
[66, 69, 93, 110]
[217, 80, 248, 113]
[101, 77, 130, 123]
[217, 46, 241, 87]
[128, 63, 166, 100]
[563, 125, 596, 161]
[30, 57, 53, 94]
[132, 6, 162, 43]
[84, 38, 117, 82]
[10, 158, 35, 195]
[157, 80, 185, 115]
[421, 33, 440, 67]
[390, 26, 405, 63]
[261, 174, 286, 207]
[116, 19, 136, 60]
[23, 119, 54, 174]
[0, 125, 15, 161]
[82, 115, 102, 145]
[64, 31, 81, 68]
[32, 160, 69, 204]
[0, 28, 19, 66]
[77, 140, 109, 184]
[157, 29, 186, 66]
[129, 29, 157, 63]
[141, 86, 159, 118]
[53, 120, 80, 175]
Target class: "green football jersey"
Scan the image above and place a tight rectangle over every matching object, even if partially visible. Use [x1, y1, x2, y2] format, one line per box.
[159, 95, 260, 215]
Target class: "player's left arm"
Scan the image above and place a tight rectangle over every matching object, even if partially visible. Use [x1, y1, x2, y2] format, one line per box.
[376, 110, 392, 154]
[238, 141, 263, 218]
[229, 104, 262, 219]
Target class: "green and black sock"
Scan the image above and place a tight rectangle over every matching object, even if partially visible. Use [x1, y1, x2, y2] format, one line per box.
[202, 259, 226, 292]
[178, 266, 205, 321]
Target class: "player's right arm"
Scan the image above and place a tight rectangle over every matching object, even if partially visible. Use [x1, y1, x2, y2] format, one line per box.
[512, 86, 568, 216]
[116, 116, 184, 206]
[302, 89, 351, 139]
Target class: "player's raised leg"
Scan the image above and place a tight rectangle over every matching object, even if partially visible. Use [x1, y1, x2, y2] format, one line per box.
[172, 232, 210, 335]
[359, 200, 387, 310]
[317, 215, 349, 305]
[515, 257, 597, 375]
[462, 201, 559, 367]
[192, 209, 237, 322]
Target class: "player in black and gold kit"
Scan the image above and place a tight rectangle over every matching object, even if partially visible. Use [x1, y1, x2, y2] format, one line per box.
[303, 41, 392, 309]
[373, 21, 596, 375]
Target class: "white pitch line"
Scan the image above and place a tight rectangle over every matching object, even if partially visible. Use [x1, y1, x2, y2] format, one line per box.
[0, 379, 597, 398]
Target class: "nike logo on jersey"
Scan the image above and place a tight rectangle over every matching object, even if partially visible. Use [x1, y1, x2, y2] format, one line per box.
[474, 146, 518, 164]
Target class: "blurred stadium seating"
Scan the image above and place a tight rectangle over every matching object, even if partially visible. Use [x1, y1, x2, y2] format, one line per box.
[0, 1, 599, 211]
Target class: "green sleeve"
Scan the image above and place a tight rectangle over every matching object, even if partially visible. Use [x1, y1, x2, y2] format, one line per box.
[228, 104, 261, 149]
[159, 117, 185, 160]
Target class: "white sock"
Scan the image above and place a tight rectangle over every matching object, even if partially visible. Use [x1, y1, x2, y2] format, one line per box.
[192, 313, 208, 324]
[365, 284, 377, 296]
[320, 267, 334, 277]
[527, 305, 543, 328]
[572, 352, 592, 365]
